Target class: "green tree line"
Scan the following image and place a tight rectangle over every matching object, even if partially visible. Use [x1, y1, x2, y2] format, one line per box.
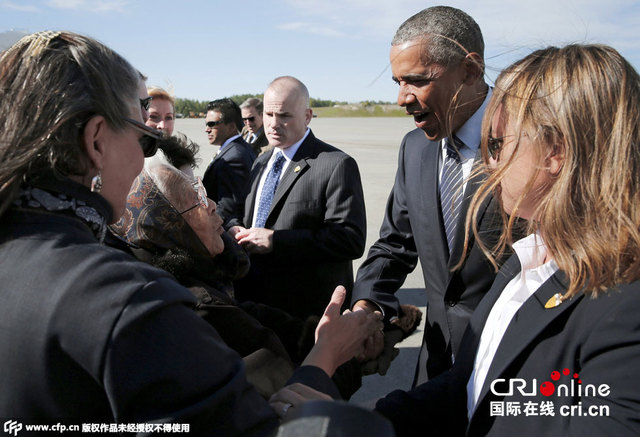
[174, 94, 390, 117]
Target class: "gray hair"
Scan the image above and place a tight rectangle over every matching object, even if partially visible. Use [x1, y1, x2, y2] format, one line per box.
[392, 6, 484, 68]
[0, 31, 140, 214]
[240, 97, 263, 113]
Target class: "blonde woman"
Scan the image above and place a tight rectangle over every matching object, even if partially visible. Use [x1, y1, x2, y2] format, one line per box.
[146, 86, 175, 135]
[277, 44, 640, 435]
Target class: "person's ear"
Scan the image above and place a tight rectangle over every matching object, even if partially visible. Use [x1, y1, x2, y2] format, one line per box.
[304, 108, 313, 126]
[546, 142, 565, 176]
[82, 115, 109, 172]
[461, 52, 484, 86]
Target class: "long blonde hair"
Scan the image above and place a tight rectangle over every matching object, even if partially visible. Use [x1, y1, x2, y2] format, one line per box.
[466, 44, 640, 298]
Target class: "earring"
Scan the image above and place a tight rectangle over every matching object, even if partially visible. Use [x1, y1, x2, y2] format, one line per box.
[90, 171, 103, 193]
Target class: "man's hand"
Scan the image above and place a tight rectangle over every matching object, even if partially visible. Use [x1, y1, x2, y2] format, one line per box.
[352, 299, 384, 361]
[228, 225, 246, 239]
[235, 227, 275, 254]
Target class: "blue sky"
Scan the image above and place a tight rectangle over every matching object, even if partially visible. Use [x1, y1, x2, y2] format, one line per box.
[1, 0, 639, 103]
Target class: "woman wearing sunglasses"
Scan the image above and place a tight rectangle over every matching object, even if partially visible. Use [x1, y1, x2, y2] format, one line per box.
[0, 31, 382, 434]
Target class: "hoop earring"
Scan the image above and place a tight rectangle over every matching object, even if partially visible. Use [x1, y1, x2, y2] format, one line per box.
[90, 172, 103, 193]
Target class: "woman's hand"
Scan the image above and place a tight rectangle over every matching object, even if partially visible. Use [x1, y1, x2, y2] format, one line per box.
[269, 382, 332, 420]
[302, 286, 383, 376]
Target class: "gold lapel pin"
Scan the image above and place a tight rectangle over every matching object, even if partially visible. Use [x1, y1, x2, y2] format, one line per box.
[544, 293, 565, 309]
[294, 166, 301, 173]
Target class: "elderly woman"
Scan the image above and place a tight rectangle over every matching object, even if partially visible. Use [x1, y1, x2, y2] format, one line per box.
[0, 31, 381, 434]
[113, 155, 304, 397]
[275, 44, 640, 435]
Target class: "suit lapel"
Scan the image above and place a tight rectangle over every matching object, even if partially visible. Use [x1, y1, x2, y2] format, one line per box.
[214, 141, 235, 162]
[244, 151, 272, 226]
[421, 141, 450, 273]
[266, 134, 314, 222]
[474, 270, 580, 409]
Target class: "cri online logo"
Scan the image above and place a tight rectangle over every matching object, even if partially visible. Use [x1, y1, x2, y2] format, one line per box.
[491, 368, 610, 398]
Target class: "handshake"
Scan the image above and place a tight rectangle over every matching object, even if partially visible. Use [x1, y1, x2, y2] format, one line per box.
[355, 302, 423, 376]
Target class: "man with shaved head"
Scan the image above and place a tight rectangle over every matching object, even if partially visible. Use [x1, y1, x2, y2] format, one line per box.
[229, 76, 366, 320]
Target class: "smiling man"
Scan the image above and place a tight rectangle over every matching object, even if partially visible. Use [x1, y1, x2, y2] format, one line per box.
[229, 76, 366, 320]
[352, 6, 508, 386]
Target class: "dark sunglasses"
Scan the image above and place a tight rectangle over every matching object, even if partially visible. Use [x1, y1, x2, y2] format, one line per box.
[242, 116, 255, 122]
[179, 177, 209, 214]
[205, 120, 226, 128]
[122, 117, 163, 157]
[139, 96, 152, 111]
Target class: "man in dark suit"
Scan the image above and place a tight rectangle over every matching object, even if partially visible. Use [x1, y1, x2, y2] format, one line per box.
[229, 76, 366, 319]
[352, 6, 504, 386]
[240, 97, 272, 156]
[202, 98, 256, 225]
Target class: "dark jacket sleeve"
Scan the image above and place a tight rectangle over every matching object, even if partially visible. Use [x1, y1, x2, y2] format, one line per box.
[104, 277, 279, 435]
[351, 136, 418, 319]
[212, 149, 254, 225]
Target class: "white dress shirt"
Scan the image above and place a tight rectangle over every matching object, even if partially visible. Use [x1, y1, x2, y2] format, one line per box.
[250, 128, 310, 227]
[466, 232, 559, 419]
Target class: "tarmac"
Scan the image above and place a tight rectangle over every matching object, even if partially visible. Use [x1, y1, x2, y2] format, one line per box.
[175, 116, 427, 405]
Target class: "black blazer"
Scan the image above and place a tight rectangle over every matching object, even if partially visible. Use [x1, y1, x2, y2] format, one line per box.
[352, 128, 504, 385]
[376, 254, 640, 436]
[231, 130, 367, 319]
[202, 136, 256, 225]
[0, 188, 339, 434]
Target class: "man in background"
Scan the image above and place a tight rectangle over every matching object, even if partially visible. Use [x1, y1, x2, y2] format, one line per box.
[229, 76, 366, 319]
[240, 97, 271, 156]
[202, 98, 255, 224]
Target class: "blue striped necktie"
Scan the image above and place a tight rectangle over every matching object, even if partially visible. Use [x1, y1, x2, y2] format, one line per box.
[440, 136, 464, 254]
[254, 151, 286, 228]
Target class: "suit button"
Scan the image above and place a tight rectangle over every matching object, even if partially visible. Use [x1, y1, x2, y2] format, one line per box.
[446, 301, 457, 307]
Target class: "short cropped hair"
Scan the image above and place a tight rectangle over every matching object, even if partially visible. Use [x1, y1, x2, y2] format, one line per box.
[392, 6, 484, 69]
[206, 98, 242, 131]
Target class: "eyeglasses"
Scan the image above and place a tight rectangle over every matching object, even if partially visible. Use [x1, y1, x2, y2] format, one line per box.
[205, 120, 226, 128]
[122, 117, 163, 157]
[242, 116, 255, 122]
[140, 97, 152, 111]
[179, 177, 209, 214]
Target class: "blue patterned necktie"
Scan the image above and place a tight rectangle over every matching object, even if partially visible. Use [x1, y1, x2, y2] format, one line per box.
[440, 136, 464, 254]
[254, 151, 286, 228]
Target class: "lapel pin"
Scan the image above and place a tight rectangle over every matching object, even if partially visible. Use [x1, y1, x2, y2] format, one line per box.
[544, 293, 565, 309]
[294, 165, 301, 173]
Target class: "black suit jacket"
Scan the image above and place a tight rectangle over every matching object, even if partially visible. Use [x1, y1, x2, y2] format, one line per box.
[376, 254, 640, 436]
[0, 179, 340, 435]
[352, 128, 505, 385]
[202, 137, 256, 224]
[230, 130, 366, 319]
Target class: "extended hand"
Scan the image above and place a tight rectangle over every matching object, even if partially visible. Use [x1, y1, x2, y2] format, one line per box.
[303, 286, 383, 376]
[235, 227, 274, 254]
